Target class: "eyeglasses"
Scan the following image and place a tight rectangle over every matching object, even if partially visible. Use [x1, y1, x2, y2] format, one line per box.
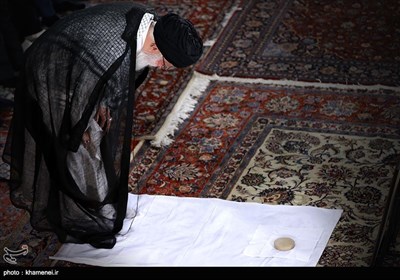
[162, 56, 174, 70]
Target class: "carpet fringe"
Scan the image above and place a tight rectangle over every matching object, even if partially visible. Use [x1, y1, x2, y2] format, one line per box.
[204, 0, 243, 47]
[220, 1, 242, 29]
[151, 73, 211, 147]
[194, 72, 400, 92]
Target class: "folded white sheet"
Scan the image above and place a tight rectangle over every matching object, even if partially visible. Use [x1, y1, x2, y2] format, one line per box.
[51, 194, 342, 266]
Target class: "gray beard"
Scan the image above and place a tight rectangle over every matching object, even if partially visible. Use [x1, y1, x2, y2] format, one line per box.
[135, 50, 162, 71]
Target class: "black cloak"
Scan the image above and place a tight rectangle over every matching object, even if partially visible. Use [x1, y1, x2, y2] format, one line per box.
[3, 3, 153, 249]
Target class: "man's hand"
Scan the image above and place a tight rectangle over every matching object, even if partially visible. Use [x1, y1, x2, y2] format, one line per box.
[82, 130, 91, 148]
[95, 106, 112, 133]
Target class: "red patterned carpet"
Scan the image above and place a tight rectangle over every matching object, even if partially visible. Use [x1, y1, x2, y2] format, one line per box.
[132, 83, 400, 196]
[196, 0, 400, 86]
[129, 82, 400, 266]
[2, 82, 399, 266]
[1, 0, 400, 268]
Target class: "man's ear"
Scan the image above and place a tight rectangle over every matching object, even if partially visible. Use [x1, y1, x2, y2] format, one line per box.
[142, 41, 160, 55]
[148, 42, 159, 53]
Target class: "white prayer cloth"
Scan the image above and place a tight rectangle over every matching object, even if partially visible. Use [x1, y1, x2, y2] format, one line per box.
[51, 194, 342, 266]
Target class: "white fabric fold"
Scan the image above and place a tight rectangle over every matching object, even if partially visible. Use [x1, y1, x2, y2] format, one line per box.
[51, 194, 342, 266]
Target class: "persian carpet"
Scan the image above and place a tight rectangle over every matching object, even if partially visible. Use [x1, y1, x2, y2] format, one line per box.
[129, 80, 400, 266]
[196, 0, 400, 86]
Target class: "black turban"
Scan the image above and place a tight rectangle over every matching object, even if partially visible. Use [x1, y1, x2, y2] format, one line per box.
[154, 13, 203, 68]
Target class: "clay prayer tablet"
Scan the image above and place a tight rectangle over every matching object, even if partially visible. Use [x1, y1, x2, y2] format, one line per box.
[274, 237, 295, 251]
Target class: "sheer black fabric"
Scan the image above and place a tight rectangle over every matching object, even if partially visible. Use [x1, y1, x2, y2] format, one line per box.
[3, 3, 153, 248]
